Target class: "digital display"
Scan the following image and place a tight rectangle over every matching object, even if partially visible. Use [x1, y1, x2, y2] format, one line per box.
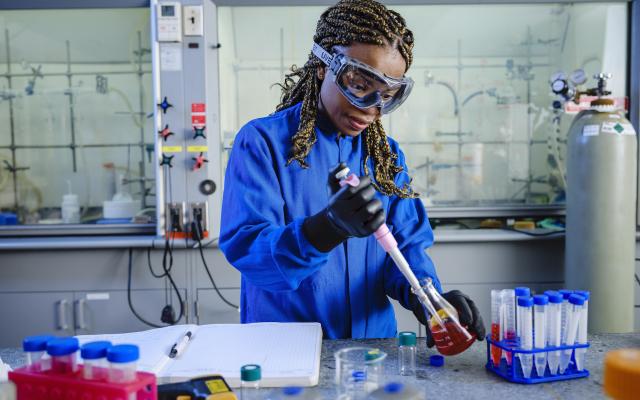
[161, 5, 175, 17]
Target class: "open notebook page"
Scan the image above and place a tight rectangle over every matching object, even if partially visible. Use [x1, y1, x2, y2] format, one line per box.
[76, 324, 195, 374]
[163, 322, 323, 387]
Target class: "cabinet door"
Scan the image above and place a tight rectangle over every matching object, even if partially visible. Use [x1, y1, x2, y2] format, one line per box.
[0, 292, 74, 347]
[73, 289, 188, 335]
[195, 288, 240, 324]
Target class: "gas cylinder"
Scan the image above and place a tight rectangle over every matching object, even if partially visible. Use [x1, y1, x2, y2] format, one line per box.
[564, 73, 637, 333]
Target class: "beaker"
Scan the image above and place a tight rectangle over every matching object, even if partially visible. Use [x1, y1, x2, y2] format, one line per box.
[334, 347, 387, 400]
[419, 278, 476, 356]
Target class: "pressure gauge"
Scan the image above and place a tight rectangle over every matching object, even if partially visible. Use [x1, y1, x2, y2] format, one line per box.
[551, 78, 568, 95]
[569, 69, 587, 85]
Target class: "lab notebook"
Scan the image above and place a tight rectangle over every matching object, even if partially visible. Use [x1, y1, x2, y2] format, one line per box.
[74, 322, 323, 387]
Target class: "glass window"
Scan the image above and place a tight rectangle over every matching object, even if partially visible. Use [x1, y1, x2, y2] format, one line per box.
[218, 2, 628, 214]
[0, 8, 154, 227]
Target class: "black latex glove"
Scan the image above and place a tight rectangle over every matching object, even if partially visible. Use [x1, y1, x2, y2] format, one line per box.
[409, 289, 486, 347]
[303, 163, 385, 252]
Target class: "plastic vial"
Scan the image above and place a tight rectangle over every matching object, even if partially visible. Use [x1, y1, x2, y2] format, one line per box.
[365, 349, 384, 392]
[240, 364, 261, 400]
[573, 290, 590, 371]
[22, 335, 54, 372]
[516, 296, 533, 379]
[514, 287, 531, 345]
[490, 290, 502, 367]
[560, 294, 584, 373]
[397, 332, 416, 376]
[46, 337, 79, 374]
[81, 341, 111, 380]
[500, 289, 516, 365]
[545, 291, 563, 375]
[533, 294, 549, 378]
[107, 344, 139, 383]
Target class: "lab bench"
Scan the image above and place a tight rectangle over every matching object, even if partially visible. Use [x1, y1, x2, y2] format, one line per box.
[2, 333, 638, 399]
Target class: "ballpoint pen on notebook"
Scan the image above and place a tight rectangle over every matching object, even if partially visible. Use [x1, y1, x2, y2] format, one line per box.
[169, 331, 193, 359]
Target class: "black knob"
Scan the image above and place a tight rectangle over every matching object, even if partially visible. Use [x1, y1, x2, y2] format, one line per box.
[199, 179, 216, 195]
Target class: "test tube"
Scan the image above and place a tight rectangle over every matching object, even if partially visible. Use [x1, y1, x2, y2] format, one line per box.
[500, 289, 516, 365]
[365, 349, 384, 392]
[81, 341, 111, 380]
[559, 294, 584, 373]
[46, 337, 79, 374]
[490, 290, 502, 367]
[545, 291, 563, 375]
[574, 291, 590, 371]
[516, 296, 533, 379]
[514, 287, 531, 344]
[397, 332, 416, 376]
[107, 344, 139, 384]
[533, 295, 548, 377]
[241, 364, 262, 400]
[22, 335, 54, 372]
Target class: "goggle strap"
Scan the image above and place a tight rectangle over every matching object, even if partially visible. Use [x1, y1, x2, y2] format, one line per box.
[312, 43, 333, 67]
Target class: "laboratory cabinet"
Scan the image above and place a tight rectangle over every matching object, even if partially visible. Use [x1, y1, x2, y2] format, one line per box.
[0, 289, 186, 347]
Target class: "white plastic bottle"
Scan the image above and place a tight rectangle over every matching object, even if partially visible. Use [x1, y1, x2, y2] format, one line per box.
[61, 181, 80, 224]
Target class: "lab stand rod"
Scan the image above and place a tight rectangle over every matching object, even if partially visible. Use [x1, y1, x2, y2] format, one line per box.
[525, 26, 533, 201]
[0, 70, 151, 79]
[136, 30, 149, 210]
[65, 40, 78, 173]
[3, 29, 18, 213]
[0, 142, 153, 150]
[456, 39, 463, 201]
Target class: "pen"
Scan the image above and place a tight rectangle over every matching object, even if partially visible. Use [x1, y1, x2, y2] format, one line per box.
[169, 331, 193, 358]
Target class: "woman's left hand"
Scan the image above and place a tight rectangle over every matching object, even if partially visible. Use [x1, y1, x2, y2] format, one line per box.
[442, 290, 486, 341]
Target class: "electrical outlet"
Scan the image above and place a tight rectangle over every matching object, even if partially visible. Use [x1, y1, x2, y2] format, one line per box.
[166, 202, 186, 232]
[190, 202, 208, 233]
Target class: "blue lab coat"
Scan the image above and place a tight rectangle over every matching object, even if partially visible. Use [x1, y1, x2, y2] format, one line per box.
[219, 102, 442, 339]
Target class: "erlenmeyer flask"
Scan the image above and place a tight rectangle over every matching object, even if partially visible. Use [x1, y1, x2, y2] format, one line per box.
[418, 278, 476, 356]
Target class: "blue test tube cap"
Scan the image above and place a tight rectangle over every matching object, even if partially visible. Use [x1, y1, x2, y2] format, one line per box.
[282, 387, 304, 396]
[517, 296, 534, 307]
[81, 341, 112, 360]
[558, 289, 573, 300]
[46, 337, 79, 356]
[533, 294, 549, 305]
[107, 344, 139, 363]
[569, 294, 586, 306]
[384, 382, 405, 393]
[546, 291, 563, 304]
[514, 287, 531, 297]
[23, 335, 55, 352]
[574, 290, 590, 300]
[429, 354, 444, 367]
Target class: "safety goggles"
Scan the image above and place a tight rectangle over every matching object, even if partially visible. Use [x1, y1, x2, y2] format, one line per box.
[312, 43, 414, 114]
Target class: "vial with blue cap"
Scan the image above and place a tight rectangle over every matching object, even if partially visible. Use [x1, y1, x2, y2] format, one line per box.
[559, 294, 585, 374]
[81, 341, 111, 380]
[516, 296, 533, 379]
[240, 364, 261, 400]
[573, 291, 590, 371]
[514, 287, 531, 345]
[533, 294, 549, 377]
[22, 335, 54, 372]
[107, 344, 139, 384]
[365, 382, 423, 400]
[46, 337, 79, 374]
[545, 291, 563, 375]
[397, 332, 416, 376]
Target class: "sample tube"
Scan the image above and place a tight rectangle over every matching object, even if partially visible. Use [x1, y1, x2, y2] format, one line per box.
[397, 332, 416, 376]
[241, 364, 262, 400]
[533, 295, 548, 377]
[514, 287, 531, 344]
[22, 335, 54, 372]
[559, 294, 584, 373]
[46, 337, 79, 374]
[490, 290, 502, 367]
[545, 291, 563, 375]
[81, 341, 112, 380]
[516, 296, 533, 379]
[500, 289, 516, 365]
[107, 344, 139, 383]
[574, 291, 590, 371]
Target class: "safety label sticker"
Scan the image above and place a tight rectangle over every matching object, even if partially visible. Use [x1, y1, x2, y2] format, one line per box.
[582, 125, 599, 137]
[163, 146, 183, 153]
[601, 121, 635, 135]
[187, 145, 208, 153]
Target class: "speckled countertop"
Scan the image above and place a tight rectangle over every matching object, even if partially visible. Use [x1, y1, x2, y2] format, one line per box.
[2, 333, 639, 399]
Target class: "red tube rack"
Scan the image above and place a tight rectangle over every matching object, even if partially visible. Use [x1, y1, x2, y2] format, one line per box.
[9, 365, 157, 400]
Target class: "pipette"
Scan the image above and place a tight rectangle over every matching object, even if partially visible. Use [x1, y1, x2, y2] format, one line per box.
[336, 167, 474, 355]
[516, 296, 533, 379]
[533, 295, 548, 377]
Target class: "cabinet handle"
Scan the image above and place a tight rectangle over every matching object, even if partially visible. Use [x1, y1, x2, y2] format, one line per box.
[56, 299, 69, 331]
[75, 299, 87, 330]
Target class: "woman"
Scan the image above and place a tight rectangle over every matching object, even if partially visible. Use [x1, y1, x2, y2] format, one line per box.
[220, 0, 485, 342]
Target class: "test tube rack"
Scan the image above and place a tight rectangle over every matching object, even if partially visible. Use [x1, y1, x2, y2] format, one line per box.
[485, 336, 589, 384]
[8, 365, 157, 400]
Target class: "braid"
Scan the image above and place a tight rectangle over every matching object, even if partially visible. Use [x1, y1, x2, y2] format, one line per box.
[275, 0, 416, 198]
